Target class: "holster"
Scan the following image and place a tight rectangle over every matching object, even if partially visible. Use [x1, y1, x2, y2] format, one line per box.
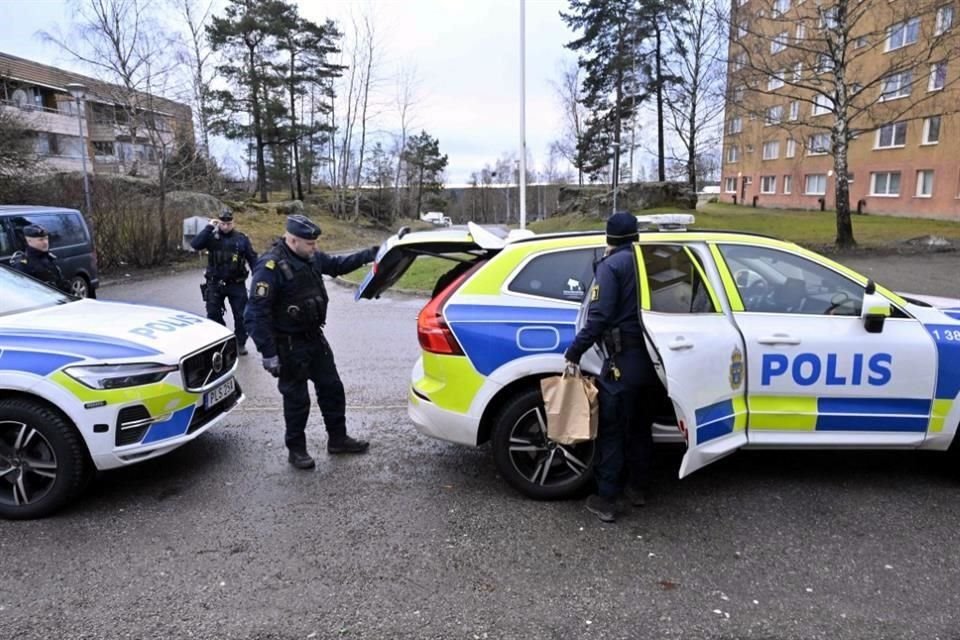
[200, 282, 208, 302]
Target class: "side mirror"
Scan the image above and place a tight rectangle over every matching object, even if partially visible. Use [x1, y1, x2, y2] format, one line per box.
[861, 279, 890, 334]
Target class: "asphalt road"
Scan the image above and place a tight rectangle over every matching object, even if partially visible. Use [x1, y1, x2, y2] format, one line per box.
[4, 255, 960, 639]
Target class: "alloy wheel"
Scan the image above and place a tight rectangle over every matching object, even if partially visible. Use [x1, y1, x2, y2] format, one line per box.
[506, 406, 594, 488]
[0, 421, 59, 508]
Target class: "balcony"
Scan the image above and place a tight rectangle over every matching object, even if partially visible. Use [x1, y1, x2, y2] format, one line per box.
[1, 100, 86, 138]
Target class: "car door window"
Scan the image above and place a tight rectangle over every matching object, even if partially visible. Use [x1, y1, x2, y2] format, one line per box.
[0, 220, 12, 256]
[640, 244, 718, 313]
[718, 244, 863, 315]
[508, 247, 603, 302]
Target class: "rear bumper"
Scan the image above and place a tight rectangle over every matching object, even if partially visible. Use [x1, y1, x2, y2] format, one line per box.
[408, 386, 481, 446]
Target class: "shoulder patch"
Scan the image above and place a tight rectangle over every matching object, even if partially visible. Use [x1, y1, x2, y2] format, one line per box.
[254, 281, 270, 297]
[265, 260, 276, 270]
[590, 284, 600, 302]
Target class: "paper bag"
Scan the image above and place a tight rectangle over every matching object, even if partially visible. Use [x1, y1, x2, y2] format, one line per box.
[540, 365, 599, 445]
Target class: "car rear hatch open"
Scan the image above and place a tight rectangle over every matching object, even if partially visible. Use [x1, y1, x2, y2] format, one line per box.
[355, 222, 532, 300]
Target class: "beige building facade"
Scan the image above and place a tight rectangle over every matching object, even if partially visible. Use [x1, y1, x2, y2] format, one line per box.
[722, 0, 960, 218]
[0, 51, 192, 177]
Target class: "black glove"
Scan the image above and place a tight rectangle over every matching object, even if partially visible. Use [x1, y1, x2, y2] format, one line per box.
[564, 347, 581, 365]
[369, 245, 380, 261]
[262, 355, 281, 378]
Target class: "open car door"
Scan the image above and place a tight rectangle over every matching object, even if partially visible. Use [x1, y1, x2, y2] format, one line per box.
[355, 222, 527, 300]
[634, 244, 748, 478]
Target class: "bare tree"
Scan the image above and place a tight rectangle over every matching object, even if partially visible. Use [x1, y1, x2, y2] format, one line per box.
[392, 64, 420, 220]
[551, 59, 588, 185]
[664, 0, 727, 190]
[172, 0, 214, 157]
[728, 0, 960, 246]
[351, 13, 380, 223]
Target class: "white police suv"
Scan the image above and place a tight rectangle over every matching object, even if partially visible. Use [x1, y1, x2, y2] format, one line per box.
[0, 265, 242, 519]
[358, 217, 960, 500]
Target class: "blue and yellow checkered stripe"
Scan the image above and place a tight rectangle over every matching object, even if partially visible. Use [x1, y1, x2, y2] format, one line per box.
[694, 396, 747, 445]
[745, 396, 934, 434]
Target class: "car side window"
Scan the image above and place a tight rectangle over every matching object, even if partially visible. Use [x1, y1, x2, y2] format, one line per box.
[0, 220, 12, 256]
[640, 244, 718, 313]
[718, 244, 864, 316]
[507, 247, 602, 302]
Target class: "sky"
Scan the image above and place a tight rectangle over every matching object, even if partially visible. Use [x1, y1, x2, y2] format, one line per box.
[1, 0, 582, 186]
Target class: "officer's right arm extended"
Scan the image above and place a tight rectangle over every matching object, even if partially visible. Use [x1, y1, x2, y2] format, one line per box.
[564, 259, 620, 365]
[244, 257, 280, 360]
[189, 222, 216, 251]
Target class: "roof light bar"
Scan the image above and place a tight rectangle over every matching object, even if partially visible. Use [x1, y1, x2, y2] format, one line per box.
[635, 213, 695, 232]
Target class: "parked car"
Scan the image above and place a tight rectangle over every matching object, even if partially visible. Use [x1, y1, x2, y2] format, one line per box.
[0, 265, 243, 518]
[0, 205, 99, 298]
[357, 217, 960, 499]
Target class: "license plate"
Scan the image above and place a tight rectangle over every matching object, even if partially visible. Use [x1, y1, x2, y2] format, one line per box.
[204, 377, 236, 409]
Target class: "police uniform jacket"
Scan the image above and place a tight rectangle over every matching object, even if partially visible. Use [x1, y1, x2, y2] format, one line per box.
[244, 241, 376, 359]
[190, 225, 257, 282]
[9, 246, 70, 293]
[564, 243, 655, 386]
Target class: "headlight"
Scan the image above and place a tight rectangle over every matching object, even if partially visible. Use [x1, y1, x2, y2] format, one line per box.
[65, 363, 179, 390]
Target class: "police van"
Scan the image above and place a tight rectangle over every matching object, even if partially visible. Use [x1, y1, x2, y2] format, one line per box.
[0, 265, 242, 519]
[357, 216, 960, 499]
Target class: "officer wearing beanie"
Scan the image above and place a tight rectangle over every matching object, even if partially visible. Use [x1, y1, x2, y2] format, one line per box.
[564, 212, 657, 523]
[190, 207, 258, 355]
[244, 214, 380, 470]
[9, 224, 70, 293]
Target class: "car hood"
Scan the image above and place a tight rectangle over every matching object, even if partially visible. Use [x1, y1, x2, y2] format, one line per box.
[0, 299, 232, 359]
[898, 292, 960, 309]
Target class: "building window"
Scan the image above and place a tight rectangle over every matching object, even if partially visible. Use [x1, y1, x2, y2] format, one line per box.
[773, 0, 791, 16]
[795, 23, 806, 40]
[916, 170, 935, 197]
[805, 174, 827, 195]
[728, 116, 743, 134]
[771, 32, 789, 54]
[812, 93, 831, 116]
[732, 52, 746, 72]
[807, 133, 830, 155]
[92, 141, 115, 157]
[763, 140, 781, 160]
[923, 116, 941, 144]
[886, 18, 920, 51]
[815, 54, 834, 74]
[819, 6, 838, 28]
[793, 62, 803, 81]
[761, 176, 777, 194]
[936, 5, 954, 35]
[733, 86, 745, 102]
[737, 19, 748, 38]
[766, 105, 784, 125]
[881, 71, 912, 101]
[727, 146, 740, 163]
[876, 122, 907, 148]
[871, 171, 901, 196]
[789, 101, 799, 120]
[768, 72, 785, 90]
[854, 36, 868, 49]
[724, 177, 737, 193]
[784, 175, 793, 194]
[929, 62, 947, 91]
[786, 138, 797, 157]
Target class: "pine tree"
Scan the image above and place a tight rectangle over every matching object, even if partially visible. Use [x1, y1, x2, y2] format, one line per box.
[402, 131, 448, 219]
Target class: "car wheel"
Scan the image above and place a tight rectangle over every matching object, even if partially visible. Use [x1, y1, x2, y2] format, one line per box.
[69, 275, 90, 298]
[0, 399, 91, 520]
[491, 387, 595, 500]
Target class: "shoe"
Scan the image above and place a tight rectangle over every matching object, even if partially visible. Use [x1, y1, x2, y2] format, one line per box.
[327, 435, 370, 454]
[585, 495, 617, 523]
[624, 486, 646, 507]
[287, 450, 316, 470]
[238, 346, 249, 356]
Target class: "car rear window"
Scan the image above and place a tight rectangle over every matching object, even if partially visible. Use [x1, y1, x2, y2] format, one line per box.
[507, 248, 602, 302]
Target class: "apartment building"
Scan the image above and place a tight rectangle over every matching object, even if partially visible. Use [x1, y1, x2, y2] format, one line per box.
[722, 0, 960, 218]
[0, 51, 192, 176]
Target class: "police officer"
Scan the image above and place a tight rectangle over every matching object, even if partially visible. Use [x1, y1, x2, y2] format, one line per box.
[564, 212, 657, 523]
[9, 224, 70, 293]
[190, 208, 258, 355]
[244, 214, 380, 470]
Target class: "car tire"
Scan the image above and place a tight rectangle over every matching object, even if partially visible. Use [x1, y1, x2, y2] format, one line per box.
[0, 399, 91, 520]
[69, 275, 91, 298]
[491, 387, 595, 500]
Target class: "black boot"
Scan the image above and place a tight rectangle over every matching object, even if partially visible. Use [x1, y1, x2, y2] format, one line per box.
[288, 450, 315, 469]
[327, 435, 369, 454]
[585, 494, 617, 523]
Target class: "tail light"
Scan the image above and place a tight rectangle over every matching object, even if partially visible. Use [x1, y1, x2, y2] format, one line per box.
[416, 262, 483, 355]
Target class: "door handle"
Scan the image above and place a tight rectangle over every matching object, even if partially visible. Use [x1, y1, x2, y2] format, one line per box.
[757, 334, 801, 345]
[667, 337, 694, 351]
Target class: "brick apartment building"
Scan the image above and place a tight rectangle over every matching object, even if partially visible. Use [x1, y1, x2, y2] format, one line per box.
[0, 51, 193, 176]
[722, 0, 960, 218]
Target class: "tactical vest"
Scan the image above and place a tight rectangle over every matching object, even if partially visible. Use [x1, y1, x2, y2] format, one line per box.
[207, 233, 247, 279]
[13, 250, 64, 289]
[274, 257, 330, 332]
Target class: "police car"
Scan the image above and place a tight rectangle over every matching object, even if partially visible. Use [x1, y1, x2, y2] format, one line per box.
[0, 265, 242, 519]
[357, 216, 960, 500]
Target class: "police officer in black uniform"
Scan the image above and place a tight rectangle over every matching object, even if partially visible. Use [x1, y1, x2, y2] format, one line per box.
[190, 208, 258, 355]
[244, 214, 379, 470]
[564, 212, 657, 523]
[9, 224, 70, 293]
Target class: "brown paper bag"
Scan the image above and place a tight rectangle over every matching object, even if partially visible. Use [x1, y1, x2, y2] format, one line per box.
[540, 365, 599, 445]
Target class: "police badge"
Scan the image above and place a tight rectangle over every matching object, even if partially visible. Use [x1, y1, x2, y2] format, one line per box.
[729, 346, 744, 390]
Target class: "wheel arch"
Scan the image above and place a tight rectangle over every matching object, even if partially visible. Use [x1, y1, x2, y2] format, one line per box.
[477, 374, 549, 445]
[0, 389, 91, 461]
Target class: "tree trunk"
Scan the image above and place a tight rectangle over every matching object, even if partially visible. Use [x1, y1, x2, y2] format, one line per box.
[833, 141, 855, 248]
[248, 45, 268, 203]
[655, 25, 666, 183]
[415, 164, 424, 219]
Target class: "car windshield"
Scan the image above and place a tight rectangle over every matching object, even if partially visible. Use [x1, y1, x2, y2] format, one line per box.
[0, 265, 74, 315]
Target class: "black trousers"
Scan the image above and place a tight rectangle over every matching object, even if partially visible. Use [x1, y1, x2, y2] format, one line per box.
[276, 333, 347, 452]
[206, 280, 249, 346]
[594, 381, 656, 499]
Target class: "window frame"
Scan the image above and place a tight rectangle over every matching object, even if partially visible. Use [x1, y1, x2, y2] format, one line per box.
[805, 174, 827, 195]
[886, 17, 920, 51]
[870, 171, 902, 197]
[637, 243, 721, 315]
[923, 116, 941, 144]
[881, 71, 913, 101]
[505, 246, 605, 304]
[915, 170, 935, 197]
[875, 122, 908, 149]
[762, 140, 780, 160]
